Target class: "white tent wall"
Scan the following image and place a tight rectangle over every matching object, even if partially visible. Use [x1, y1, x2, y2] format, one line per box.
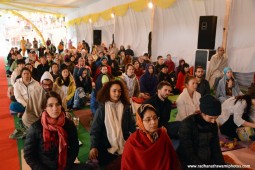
[93, 18, 115, 48]
[228, 0, 255, 73]
[67, 24, 78, 48]
[66, 0, 255, 77]
[115, 8, 151, 57]
[227, 0, 255, 88]
[152, 0, 225, 65]
[76, 23, 93, 47]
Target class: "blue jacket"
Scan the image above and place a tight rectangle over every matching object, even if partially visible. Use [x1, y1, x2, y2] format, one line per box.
[139, 64, 158, 96]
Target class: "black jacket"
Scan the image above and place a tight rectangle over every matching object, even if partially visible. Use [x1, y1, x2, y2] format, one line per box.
[90, 103, 136, 151]
[24, 118, 79, 170]
[196, 78, 210, 97]
[177, 114, 225, 169]
[144, 94, 172, 127]
[37, 63, 50, 80]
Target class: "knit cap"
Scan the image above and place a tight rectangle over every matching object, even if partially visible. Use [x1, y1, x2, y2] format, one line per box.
[40, 71, 54, 83]
[200, 94, 221, 116]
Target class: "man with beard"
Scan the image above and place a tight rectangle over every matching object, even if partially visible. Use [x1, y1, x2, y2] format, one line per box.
[22, 71, 66, 128]
[10, 72, 66, 139]
[206, 46, 227, 88]
[144, 81, 180, 140]
[144, 81, 172, 127]
[195, 66, 210, 97]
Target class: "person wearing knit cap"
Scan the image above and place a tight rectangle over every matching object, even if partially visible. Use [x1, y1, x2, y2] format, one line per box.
[177, 94, 225, 169]
[218, 94, 255, 140]
[216, 67, 243, 103]
[9, 71, 67, 139]
[21, 71, 66, 128]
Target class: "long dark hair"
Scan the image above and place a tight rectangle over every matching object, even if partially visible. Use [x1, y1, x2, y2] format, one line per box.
[97, 79, 130, 105]
[234, 95, 252, 118]
[180, 63, 189, 74]
[57, 67, 70, 86]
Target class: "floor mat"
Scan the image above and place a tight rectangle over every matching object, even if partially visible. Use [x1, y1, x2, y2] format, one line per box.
[73, 109, 93, 132]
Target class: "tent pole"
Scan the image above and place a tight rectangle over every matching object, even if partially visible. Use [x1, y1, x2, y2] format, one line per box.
[150, 4, 155, 58]
[222, 0, 233, 50]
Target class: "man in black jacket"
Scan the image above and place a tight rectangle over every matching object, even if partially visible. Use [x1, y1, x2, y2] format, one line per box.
[177, 95, 225, 169]
[144, 81, 172, 127]
[144, 81, 180, 139]
[195, 66, 210, 97]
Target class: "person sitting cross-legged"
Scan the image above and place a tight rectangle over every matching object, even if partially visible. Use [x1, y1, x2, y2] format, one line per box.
[121, 104, 181, 170]
[177, 95, 225, 169]
[216, 67, 242, 103]
[24, 91, 94, 170]
[89, 80, 136, 169]
[10, 68, 40, 117]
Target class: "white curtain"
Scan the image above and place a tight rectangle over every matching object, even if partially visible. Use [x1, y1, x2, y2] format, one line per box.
[67, 25, 77, 47]
[92, 18, 114, 47]
[66, 0, 255, 75]
[115, 8, 151, 57]
[227, 0, 255, 73]
[76, 22, 93, 47]
[152, 0, 226, 65]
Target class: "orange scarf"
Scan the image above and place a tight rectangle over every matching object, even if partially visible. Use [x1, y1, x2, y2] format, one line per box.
[135, 111, 155, 143]
[41, 111, 68, 170]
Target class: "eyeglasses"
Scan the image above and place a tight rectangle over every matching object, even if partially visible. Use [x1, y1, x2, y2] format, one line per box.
[42, 82, 53, 87]
[46, 103, 61, 108]
[143, 115, 159, 123]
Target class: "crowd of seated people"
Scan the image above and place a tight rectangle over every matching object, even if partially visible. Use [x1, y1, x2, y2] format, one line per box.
[5, 41, 255, 169]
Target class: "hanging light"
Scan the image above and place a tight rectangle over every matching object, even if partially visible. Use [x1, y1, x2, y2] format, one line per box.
[89, 18, 92, 23]
[111, 13, 115, 18]
[148, 2, 153, 9]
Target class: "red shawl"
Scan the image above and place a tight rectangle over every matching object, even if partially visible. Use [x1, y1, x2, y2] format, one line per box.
[121, 128, 181, 170]
[176, 72, 186, 93]
[41, 111, 68, 170]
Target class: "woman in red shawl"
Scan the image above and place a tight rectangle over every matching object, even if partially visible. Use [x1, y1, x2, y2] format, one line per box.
[121, 104, 181, 170]
[24, 91, 92, 170]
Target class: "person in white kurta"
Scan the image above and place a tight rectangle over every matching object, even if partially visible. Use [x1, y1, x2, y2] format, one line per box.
[206, 47, 227, 88]
[176, 76, 201, 121]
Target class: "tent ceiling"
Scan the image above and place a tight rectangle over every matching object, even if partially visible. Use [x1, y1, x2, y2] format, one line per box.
[0, 0, 100, 15]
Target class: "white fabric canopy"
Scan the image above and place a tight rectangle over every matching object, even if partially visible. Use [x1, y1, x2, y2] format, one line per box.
[67, 0, 255, 74]
[115, 8, 151, 57]
[227, 0, 255, 73]
[152, 0, 225, 64]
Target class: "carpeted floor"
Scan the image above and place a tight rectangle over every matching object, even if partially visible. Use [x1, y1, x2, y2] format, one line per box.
[0, 58, 20, 170]
[0, 57, 92, 169]
[73, 108, 93, 132]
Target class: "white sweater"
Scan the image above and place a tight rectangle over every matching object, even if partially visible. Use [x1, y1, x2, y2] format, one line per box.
[13, 78, 40, 107]
[176, 88, 201, 121]
[217, 97, 246, 127]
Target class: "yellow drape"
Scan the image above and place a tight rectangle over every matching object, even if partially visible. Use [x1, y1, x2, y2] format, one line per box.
[153, 0, 176, 9]
[9, 11, 46, 46]
[67, 0, 176, 27]
[0, 1, 64, 17]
